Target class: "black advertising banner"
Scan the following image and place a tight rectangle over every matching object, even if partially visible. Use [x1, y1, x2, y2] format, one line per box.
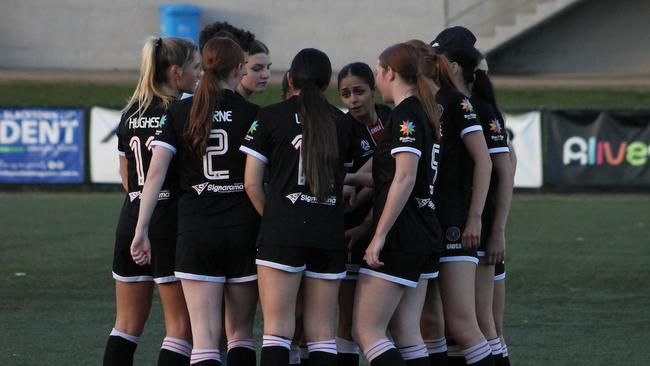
[547, 110, 650, 186]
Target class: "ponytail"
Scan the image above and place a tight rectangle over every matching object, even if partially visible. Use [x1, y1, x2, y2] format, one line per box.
[124, 36, 198, 119]
[290, 48, 338, 202]
[187, 37, 244, 155]
[473, 68, 504, 122]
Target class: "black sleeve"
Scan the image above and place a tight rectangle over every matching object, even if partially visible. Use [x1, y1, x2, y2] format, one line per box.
[116, 114, 127, 156]
[452, 94, 482, 139]
[151, 109, 181, 154]
[239, 109, 270, 164]
[389, 104, 425, 158]
[479, 104, 509, 155]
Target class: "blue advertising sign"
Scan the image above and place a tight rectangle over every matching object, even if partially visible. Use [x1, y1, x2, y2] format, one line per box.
[0, 108, 85, 183]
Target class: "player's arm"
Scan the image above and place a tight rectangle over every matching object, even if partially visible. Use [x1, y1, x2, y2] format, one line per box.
[365, 153, 418, 268]
[462, 132, 492, 249]
[118, 155, 128, 192]
[131, 147, 173, 265]
[244, 154, 266, 215]
[487, 153, 513, 264]
[344, 157, 374, 187]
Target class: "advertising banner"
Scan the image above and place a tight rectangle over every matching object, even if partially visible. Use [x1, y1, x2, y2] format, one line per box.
[0, 108, 84, 184]
[547, 110, 650, 186]
[90, 107, 122, 184]
[504, 111, 543, 188]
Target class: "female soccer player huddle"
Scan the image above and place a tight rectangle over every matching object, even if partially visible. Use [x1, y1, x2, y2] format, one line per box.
[103, 21, 514, 366]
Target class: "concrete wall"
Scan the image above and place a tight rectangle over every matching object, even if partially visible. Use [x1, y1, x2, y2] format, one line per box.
[487, 0, 650, 74]
[0, 0, 445, 72]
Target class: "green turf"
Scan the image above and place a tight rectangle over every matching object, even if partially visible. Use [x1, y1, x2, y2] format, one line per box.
[3, 82, 650, 110]
[1, 193, 648, 365]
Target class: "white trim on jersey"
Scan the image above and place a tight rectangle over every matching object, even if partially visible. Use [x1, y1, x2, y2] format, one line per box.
[358, 268, 418, 288]
[150, 140, 177, 154]
[488, 147, 510, 154]
[112, 271, 154, 283]
[174, 271, 226, 283]
[304, 270, 347, 280]
[239, 146, 269, 164]
[255, 259, 306, 273]
[420, 271, 439, 279]
[154, 275, 179, 284]
[460, 125, 483, 138]
[117, 151, 126, 157]
[439, 256, 479, 265]
[494, 272, 507, 281]
[344, 161, 354, 168]
[226, 274, 258, 283]
[391, 146, 422, 157]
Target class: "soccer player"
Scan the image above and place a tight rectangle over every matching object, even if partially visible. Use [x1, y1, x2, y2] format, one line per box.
[351, 42, 443, 366]
[198, 21, 256, 54]
[104, 36, 200, 366]
[237, 40, 272, 99]
[240, 48, 353, 366]
[336, 62, 392, 366]
[431, 41, 495, 366]
[131, 37, 259, 366]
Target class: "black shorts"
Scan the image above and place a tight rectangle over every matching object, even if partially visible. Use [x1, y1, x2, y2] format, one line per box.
[256, 245, 347, 280]
[112, 234, 177, 284]
[175, 223, 259, 283]
[494, 261, 506, 281]
[359, 250, 438, 288]
[439, 225, 478, 265]
[344, 241, 368, 280]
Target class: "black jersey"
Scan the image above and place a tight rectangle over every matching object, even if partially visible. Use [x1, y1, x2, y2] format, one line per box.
[152, 90, 260, 233]
[434, 87, 483, 227]
[240, 95, 354, 250]
[115, 99, 178, 239]
[345, 104, 392, 229]
[372, 96, 442, 256]
[472, 98, 509, 222]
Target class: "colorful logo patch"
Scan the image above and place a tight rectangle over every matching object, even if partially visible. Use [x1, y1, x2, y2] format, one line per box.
[460, 98, 474, 113]
[247, 121, 258, 135]
[400, 120, 415, 136]
[159, 114, 167, 127]
[489, 119, 502, 134]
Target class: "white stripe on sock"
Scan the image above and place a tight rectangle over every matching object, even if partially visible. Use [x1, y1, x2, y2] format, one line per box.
[502, 343, 509, 357]
[488, 338, 503, 356]
[262, 335, 291, 350]
[464, 341, 492, 364]
[227, 338, 256, 351]
[424, 337, 448, 354]
[398, 344, 429, 361]
[307, 339, 337, 355]
[190, 348, 220, 364]
[161, 336, 191, 357]
[364, 338, 396, 362]
[110, 328, 139, 344]
[336, 337, 360, 354]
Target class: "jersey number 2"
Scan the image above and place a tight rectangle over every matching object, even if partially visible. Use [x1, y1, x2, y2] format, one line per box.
[203, 129, 230, 180]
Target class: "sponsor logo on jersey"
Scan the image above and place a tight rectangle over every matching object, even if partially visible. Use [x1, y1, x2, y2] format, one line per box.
[445, 226, 462, 242]
[206, 183, 244, 193]
[128, 116, 161, 129]
[285, 192, 337, 205]
[399, 120, 416, 143]
[489, 119, 505, 141]
[460, 98, 477, 120]
[159, 114, 167, 128]
[213, 110, 232, 122]
[446, 243, 463, 250]
[192, 182, 209, 195]
[361, 139, 371, 151]
[129, 192, 140, 202]
[128, 190, 171, 201]
[414, 197, 435, 209]
[244, 121, 258, 141]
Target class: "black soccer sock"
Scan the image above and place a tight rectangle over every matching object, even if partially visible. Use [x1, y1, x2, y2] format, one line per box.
[337, 337, 360, 366]
[463, 341, 494, 366]
[190, 349, 221, 365]
[307, 339, 337, 366]
[446, 338, 465, 366]
[363, 338, 406, 366]
[501, 343, 510, 366]
[487, 338, 503, 366]
[227, 339, 256, 366]
[398, 344, 430, 366]
[260, 335, 291, 366]
[425, 337, 448, 366]
[103, 328, 139, 366]
[158, 336, 191, 366]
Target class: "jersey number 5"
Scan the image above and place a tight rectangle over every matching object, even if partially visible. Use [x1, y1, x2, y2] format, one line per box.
[129, 135, 154, 186]
[203, 129, 230, 180]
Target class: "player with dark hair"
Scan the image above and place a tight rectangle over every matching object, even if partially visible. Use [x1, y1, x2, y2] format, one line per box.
[198, 21, 256, 53]
[351, 42, 443, 366]
[334, 61, 392, 366]
[241, 48, 353, 366]
[131, 37, 259, 366]
[104, 36, 200, 366]
[237, 40, 272, 99]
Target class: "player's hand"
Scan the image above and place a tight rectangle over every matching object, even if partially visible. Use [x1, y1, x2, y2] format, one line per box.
[342, 185, 357, 213]
[364, 234, 385, 269]
[131, 230, 151, 266]
[462, 216, 481, 249]
[345, 223, 370, 251]
[486, 229, 506, 265]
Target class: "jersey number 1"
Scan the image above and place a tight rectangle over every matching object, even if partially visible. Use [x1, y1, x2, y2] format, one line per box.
[129, 136, 154, 186]
[203, 129, 230, 180]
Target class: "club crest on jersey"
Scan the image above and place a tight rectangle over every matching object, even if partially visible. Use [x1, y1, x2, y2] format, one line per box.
[445, 226, 461, 242]
[247, 121, 258, 135]
[192, 182, 209, 195]
[399, 120, 416, 143]
[414, 197, 434, 209]
[286, 192, 302, 204]
[361, 139, 371, 151]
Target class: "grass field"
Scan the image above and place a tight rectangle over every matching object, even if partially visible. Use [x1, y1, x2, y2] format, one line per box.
[1, 193, 649, 365]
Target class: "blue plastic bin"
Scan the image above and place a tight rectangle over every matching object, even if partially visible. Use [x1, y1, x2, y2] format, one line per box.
[159, 4, 202, 43]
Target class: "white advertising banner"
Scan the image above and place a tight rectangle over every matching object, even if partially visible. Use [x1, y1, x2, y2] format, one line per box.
[504, 111, 543, 188]
[90, 107, 122, 184]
